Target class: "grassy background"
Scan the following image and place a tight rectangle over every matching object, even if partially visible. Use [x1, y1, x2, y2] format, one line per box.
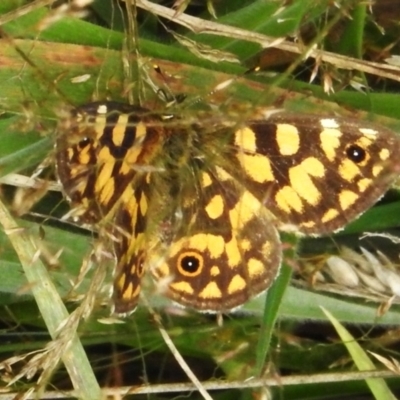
[0, 0, 400, 399]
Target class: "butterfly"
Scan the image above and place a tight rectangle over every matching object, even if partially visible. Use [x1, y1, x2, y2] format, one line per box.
[55, 102, 400, 314]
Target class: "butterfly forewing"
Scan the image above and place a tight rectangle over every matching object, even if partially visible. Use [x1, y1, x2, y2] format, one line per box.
[230, 114, 400, 235]
[56, 102, 164, 223]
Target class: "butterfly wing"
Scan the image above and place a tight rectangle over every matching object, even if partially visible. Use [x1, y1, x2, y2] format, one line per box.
[149, 165, 282, 312]
[56, 102, 165, 314]
[229, 114, 400, 234]
[56, 102, 163, 223]
[111, 174, 152, 315]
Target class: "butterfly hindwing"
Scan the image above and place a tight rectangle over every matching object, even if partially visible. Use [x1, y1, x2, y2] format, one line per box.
[111, 174, 151, 314]
[149, 166, 282, 312]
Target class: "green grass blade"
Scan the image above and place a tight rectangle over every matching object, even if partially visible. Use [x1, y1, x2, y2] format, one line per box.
[323, 307, 397, 400]
[0, 197, 101, 398]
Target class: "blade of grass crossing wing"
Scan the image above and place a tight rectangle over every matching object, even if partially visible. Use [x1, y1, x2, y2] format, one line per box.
[254, 233, 296, 376]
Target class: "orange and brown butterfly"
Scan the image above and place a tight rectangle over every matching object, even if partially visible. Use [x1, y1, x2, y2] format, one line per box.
[55, 101, 400, 315]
